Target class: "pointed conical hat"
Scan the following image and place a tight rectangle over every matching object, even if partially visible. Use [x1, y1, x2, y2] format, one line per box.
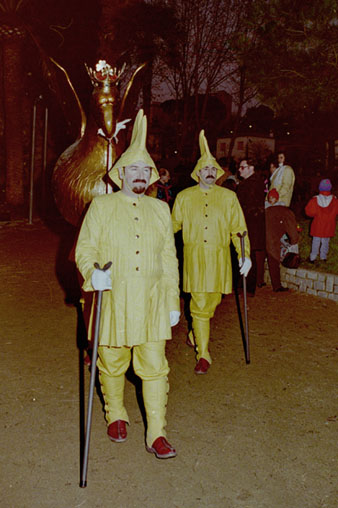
[109, 109, 159, 188]
[190, 130, 224, 182]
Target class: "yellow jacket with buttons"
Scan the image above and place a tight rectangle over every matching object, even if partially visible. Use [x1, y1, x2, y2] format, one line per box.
[172, 185, 250, 293]
[75, 191, 180, 347]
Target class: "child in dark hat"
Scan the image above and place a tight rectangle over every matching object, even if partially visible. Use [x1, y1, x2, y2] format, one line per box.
[305, 179, 338, 262]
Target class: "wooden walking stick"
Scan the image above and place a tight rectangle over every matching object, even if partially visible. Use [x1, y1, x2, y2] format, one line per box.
[237, 232, 250, 364]
[80, 261, 112, 488]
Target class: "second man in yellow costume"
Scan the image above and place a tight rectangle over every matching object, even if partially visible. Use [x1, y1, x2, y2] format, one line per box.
[172, 130, 251, 374]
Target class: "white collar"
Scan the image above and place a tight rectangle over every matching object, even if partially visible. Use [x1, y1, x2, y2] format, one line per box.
[316, 194, 333, 207]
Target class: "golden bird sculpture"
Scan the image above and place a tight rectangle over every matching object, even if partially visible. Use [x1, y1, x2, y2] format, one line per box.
[52, 59, 144, 226]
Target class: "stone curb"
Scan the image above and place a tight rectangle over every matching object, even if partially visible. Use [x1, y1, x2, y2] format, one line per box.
[264, 264, 338, 302]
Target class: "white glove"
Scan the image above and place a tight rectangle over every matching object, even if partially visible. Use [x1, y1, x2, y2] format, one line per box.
[239, 257, 252, 277]
[170, 311, 180, 327]
[91, 268, 112, 291]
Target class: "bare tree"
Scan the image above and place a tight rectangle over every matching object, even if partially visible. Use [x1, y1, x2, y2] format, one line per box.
[97, 0, 179, 119]
[225, 3, 261, 163]
[160, 0, 248, 158]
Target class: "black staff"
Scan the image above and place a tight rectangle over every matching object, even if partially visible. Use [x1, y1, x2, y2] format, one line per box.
[80, 261, 112, 488]
[237, 232, 250, 364]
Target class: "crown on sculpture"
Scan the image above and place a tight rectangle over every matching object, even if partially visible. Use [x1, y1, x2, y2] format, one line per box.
[85, 60, 126, 87]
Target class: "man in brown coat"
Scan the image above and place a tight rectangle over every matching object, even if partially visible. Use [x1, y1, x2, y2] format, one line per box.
[265, 203, 299, 291]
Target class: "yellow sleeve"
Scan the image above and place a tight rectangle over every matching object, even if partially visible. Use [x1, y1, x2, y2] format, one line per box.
[160, 206, 180, 312]
[171, 194, 183, 234]
[229, 195, 251, 260]
[75, 199, 103, 292]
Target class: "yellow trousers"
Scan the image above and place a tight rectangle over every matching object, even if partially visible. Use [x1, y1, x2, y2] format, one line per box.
[189, 292, 222, 364]
[97, 341, 169, 447]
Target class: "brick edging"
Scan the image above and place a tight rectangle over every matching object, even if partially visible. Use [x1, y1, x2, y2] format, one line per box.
[264, 264, 338, 302]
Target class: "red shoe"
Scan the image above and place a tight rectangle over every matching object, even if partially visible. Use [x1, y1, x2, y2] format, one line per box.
[107, 420, 127, 442]
[194, 358, 210, 375]
[146, 436, 177, 459]
[83, 352, 92, 367]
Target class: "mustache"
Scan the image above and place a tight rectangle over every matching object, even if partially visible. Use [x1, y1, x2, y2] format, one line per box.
[133, 179, 147, 184]
[206, 175, 215, 179]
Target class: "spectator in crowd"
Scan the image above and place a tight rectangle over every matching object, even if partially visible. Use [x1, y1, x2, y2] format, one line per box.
[172, 130, 251, 375]
[267, 152, 295, 207]
[265, 195, 299, 292]
[237, 159, 266, 296]
[147, 167, 175, 206]
[218, 157, 239, 191]
[305, 178, 338, 263]
[216, 157, 231, 187]
[155, 168, 175, 208]
[222, 173, 239, 192]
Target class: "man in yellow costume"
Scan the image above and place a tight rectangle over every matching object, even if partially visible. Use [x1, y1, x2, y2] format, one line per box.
[75, 109, 180, 459]
[172, 130, 251, 374]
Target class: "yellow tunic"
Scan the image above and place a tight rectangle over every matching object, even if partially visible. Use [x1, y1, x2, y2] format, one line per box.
[75, 191, 180, 347]
[172, 185, 250, 294]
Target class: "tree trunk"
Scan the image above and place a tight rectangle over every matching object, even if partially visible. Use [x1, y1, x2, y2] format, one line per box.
[0, 28, 26, 212]
[142, 61, 153, 118]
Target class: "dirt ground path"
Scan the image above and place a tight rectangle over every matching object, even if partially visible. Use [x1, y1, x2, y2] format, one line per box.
[1, 219, 337, 508]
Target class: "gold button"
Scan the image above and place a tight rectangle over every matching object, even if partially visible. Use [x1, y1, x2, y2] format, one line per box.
[205, 214, 208, 217]
[136, 234, 140, 238]
[204, 240, 207, 243]
[136, 251, 140, 254]
[136, 267, 139, 271]
[133, 202, 137, 206]
[205, 203, 208, 207]
[205, 226, 208, 229]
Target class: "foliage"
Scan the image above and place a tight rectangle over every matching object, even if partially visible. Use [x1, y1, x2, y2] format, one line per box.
[158, 0, 250, 157]
[103, 0, 179, 66]
[225, 0, 338, 171]
[160, 93, 229, 157]
[98, 0, 180, 116]
[162, 0, 240, 97]
[241, 105, 275, 135]
[244, 0, 338, 115]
